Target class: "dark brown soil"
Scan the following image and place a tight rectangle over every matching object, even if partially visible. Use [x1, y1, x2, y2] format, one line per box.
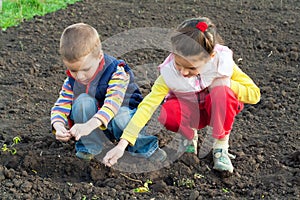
[0, 0, 299, 199]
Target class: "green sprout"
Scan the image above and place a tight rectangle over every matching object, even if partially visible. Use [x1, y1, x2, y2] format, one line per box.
[13, 136, 21, 144]
[133, 179, 153, 193]
[222, 188, 229, 193]
[1, 136, 21, 155]
[194, 173, 204, 179]
[91, 195, 100, 200]
[177, 178, 195, 188]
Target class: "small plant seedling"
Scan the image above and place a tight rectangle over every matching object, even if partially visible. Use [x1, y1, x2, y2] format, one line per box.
[1, 136, 21, 155]
[177, 178, 195, 188]
[194, 173, 204, 179]
[133, 179, 153, 193]
[222, 188, 229, 193]
[91, 195, 100, 200]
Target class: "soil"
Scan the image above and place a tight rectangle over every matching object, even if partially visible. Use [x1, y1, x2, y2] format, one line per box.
[0, 0, 299, 199]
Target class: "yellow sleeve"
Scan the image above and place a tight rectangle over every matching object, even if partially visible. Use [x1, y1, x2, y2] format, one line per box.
[230, 64, 261, 104]
[121, 75, 169, 146]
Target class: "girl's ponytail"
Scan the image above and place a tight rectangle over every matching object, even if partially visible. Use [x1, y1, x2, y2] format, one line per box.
[171, 17, 223, 57]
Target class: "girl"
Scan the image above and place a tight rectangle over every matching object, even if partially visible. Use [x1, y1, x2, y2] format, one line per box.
[103, 17, 260, 173]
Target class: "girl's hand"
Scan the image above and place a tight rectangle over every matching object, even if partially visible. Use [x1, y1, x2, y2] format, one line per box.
[103, 139, 129, 167]
[53, 122, 72, 142]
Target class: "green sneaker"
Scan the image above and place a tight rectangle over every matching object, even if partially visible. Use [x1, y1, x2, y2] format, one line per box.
[213, 148, 236, 173]
[176, 130, 198, 155]
[185, 130, 198, 155]
[176, 136, 190, 153]
[148, 148, 167, 162]
[76, 151, 94, 161]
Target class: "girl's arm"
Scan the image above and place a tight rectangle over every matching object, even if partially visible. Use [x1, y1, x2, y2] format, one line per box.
[121, 75, 170, 146]
[230, 65, 261, 104]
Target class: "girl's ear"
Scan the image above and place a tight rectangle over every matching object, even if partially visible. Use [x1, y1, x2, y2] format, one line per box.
[210, 51, 216, 58]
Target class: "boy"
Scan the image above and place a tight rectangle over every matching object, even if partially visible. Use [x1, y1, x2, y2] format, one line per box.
[51, 23, 166, 162]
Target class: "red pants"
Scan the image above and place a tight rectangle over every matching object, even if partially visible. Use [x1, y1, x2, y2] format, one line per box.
[158, 86, 244, 140]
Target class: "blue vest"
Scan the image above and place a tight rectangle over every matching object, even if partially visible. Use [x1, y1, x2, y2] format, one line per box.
[68, 54, 143, 109]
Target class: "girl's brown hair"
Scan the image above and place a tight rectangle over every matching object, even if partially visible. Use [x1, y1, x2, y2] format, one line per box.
[60, 23, 101, 62]
[171, 17, 223, 57]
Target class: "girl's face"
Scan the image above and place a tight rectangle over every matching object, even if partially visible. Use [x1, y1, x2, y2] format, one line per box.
[63, 51, 103, 85]
[174, 53, 211, 78]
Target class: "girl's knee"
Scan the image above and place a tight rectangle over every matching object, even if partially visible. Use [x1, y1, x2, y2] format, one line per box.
[210, 86, 232, 94]
[158, 105, 181, 132]
[208, 86, 237, 103]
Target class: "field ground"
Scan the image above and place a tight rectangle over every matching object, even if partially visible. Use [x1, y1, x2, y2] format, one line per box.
[0, 0, 299, 199]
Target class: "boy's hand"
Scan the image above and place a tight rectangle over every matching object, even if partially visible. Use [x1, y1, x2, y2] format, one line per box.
[69, 117, 102, 141]
[53, 122, 72, 142]
[103, 139, 129, 167]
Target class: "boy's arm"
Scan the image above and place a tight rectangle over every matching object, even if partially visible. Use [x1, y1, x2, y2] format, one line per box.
[51, 78, 74, 131]
[94, 66, 130, 128]
[120, 75, 169, 146]
[230, 64, 261, 104]
[71, 66, 129, 140]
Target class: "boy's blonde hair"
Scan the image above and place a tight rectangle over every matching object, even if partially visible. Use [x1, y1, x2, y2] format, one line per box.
[60, 23, 102, 62]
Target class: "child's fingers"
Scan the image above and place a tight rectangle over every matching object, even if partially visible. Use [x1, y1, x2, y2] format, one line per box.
[71, 128, 80, 140]
[103, 155, 110, 164]
[68, 126, 75, 136]
[75, 135, 81, 141]
[109, 157, 118, 166]
[103, 154, 113, 167]
[59, 130, 71, 137]
[69, 126, 78, 138]
[103, 151, 120, 167]
[62, 131, 71, 137]
[57, 137, 69, 142]
[56, 132, 71, 142]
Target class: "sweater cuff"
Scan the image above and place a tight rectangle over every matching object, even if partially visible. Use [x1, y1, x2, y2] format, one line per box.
[120, 122, 143, 146]
[230, 80, 239, 97]
[51, 117, 67, 126]
[51, 119, 66, 135]
[95, 107, 115, 129]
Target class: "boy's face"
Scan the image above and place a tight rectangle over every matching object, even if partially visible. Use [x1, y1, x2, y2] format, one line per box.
[63, 52, 103, 85]
[174, 53, 211, 78]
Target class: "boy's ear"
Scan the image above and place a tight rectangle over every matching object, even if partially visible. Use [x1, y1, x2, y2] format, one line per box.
[99, 51, 104, 59]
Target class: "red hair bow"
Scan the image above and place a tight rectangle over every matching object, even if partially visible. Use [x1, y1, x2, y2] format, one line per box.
[196, 22, 208, 32]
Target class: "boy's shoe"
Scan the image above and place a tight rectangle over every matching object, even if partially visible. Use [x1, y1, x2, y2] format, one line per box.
[213, 148, 236, 173]
[148, 148, 167, 162]
[76, 151, 94, 161]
